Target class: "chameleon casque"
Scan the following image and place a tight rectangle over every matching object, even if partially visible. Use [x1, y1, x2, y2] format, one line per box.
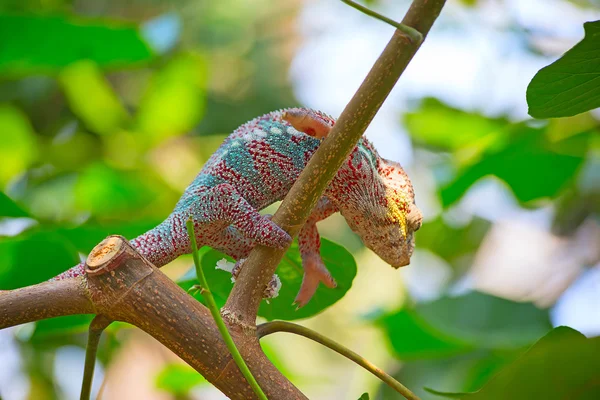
[54, 108, 422, 307]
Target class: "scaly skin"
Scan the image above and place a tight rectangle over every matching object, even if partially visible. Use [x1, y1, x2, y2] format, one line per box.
[54, 108, 422, 307]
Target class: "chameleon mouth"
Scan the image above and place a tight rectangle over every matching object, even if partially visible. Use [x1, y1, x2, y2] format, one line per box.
[390, 254, 411, 269]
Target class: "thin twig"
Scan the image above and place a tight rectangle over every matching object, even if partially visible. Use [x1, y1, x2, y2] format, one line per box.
[341, 0, 423, 44]
[257, 321, 421, 400]
[80, 315, 112, 400]
[186, 218, 268, 400]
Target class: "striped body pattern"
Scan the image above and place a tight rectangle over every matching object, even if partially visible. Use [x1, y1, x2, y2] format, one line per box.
[55, 108, 422, 306]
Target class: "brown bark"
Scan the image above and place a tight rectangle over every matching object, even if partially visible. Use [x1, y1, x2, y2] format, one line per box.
[0, 276, 94, 328]
[85, 236, 306, 399]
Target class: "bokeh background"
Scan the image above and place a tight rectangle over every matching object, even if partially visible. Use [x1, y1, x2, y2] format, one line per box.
[0, 0, 599, 399]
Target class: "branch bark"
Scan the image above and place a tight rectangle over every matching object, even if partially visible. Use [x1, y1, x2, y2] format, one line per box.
[82, 236, 307, 399]
[0, 277, 94, 329]
[224, 0, 447, 326]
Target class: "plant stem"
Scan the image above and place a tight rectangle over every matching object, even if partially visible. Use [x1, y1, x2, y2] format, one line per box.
[186, 218, 268, 400]
[257, 321, 421, 400]
[341, 0, 423, 44]
[80, 315, 112, 400]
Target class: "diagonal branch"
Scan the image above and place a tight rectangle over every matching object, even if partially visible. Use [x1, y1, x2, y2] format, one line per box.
[224, 0, 447, 326]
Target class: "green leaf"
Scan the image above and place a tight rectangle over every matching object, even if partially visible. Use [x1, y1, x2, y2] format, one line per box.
[428, 327, 600, 400]
[527, 20, 600, 118]
[417, 217, 490, 270]
[136, 53, 207, 146]
[32, 315, 94, 340]
[60, 60, 129, 135]
[405, 98, 506, 152]
[379, 291, 552, 360]
[0, 14, 153, 76]
[0, 191, 29, 217]
[441, 126, 588, 206]
[155, 364, 207, 396]
[74, 162, 168, 219]
[0, 105, 38, 186]
[358, 393, 370, 400]
[54, 220, 160, 253]
[0, 230, 79, 289]
[377, 351, 511, 400]
[179, 239, 357, 321]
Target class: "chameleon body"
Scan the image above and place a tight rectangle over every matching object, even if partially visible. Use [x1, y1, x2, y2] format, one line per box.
[55, 108, 422, 306]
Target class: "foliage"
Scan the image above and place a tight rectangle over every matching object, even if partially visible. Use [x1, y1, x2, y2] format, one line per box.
[0, 14, 153, 76]
[427, 326, 600, 399]
[378, 292, 552, 360]
[178, 238, 357, 321]
[527, 20, 600, 119]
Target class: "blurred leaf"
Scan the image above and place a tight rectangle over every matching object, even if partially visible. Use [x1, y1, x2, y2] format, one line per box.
[60, 61, 129, 135]
[441, 126, 588, 206]
[17, 173, 79, 222]
[0, 104, 38, 186]
[0, 14, 152, 76]
[527, 21, 600, 118]
[427, 326, 600, 400]
[0, 191, 29, 217]
[136, 53, 207, 146]
[405, 98, 506, 153]
[379, 291, 552, 360]
[417, 217, 490, 270]
[179, 239, 357, 321]
[74, 162, 168, 219]
[0, 230, 79, 289]
[358, 393, 370, 400]
[376, 351, 511, 400]
[43, 129, 102, 172]
[54, 220, 159, 252]
[31, 315, 94, 340]
[155, 364, 207, 396]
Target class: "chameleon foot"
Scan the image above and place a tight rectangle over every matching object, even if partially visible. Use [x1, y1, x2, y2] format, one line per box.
[294, 254, 337, 308]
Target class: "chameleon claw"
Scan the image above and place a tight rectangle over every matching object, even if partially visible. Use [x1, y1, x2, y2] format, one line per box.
[294, 255, 337, 308]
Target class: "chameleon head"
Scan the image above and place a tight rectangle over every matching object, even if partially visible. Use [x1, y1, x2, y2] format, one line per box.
[374, 159, 422, 268]
[337, 157, 422, 269]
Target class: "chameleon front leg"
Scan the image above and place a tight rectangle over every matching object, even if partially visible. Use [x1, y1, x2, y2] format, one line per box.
[295, 197, 339, 307]
[188, 183, 293, 250]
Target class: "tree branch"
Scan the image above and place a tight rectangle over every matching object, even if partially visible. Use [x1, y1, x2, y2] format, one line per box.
[224, 0, 447, 326]
[257, 321, 420, 400]
[82, 236, 307, 399]
[0, 277, 95, 329]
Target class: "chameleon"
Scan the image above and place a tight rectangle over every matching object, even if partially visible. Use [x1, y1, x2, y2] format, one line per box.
[54, 108, 422, 307]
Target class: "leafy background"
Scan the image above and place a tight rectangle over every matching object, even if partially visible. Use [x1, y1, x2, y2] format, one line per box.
[0, 0, 599, 399]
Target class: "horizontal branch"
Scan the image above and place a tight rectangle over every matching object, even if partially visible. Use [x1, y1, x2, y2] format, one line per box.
[0, 277, 95, 329]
